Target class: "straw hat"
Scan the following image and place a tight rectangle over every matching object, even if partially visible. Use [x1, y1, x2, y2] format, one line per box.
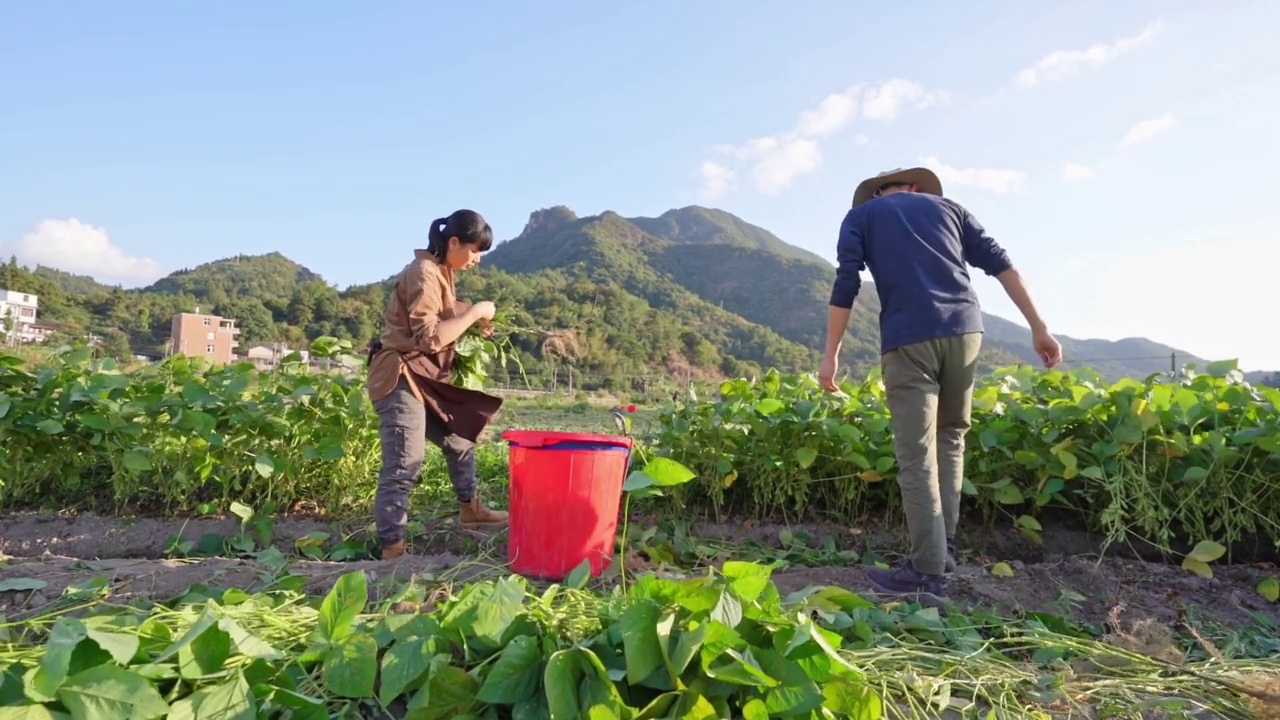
[851, 167, 944, 208]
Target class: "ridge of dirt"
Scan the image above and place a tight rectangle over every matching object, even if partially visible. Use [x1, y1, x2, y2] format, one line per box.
[2, 512, 1277, 635]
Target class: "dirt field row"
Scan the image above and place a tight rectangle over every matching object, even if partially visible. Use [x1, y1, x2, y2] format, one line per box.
[2, 512, 1277, 634]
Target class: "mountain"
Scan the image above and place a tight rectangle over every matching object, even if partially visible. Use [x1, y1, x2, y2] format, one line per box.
[33, 266, 119, 296]
[0, 207, 1253, 389]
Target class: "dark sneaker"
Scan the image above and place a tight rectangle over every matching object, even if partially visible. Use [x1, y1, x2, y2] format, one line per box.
[866, 561, 949, 607]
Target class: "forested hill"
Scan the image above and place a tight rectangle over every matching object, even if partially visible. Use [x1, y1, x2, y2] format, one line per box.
[1, 206, 1256, 388]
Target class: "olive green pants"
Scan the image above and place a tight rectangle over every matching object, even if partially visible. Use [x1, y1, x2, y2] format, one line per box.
[881, 332, 982, 575]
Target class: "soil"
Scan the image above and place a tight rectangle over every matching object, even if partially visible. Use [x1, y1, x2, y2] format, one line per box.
[2, 512, 1277, 637]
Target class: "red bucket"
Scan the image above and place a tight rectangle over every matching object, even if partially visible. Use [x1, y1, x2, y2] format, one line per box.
[501, 429, 634, 581]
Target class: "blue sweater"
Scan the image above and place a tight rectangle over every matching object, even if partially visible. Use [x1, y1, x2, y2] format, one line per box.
[829, 192, 1013, 354]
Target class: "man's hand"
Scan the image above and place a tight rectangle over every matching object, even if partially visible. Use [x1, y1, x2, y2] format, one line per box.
[819, 354, 840, 392]
[1033, 328, 1062, 368]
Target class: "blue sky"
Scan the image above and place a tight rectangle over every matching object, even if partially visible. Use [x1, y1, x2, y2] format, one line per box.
[2, 1, 1277, 370]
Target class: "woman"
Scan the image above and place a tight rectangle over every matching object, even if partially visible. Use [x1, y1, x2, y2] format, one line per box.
[366, 209, 508, 561]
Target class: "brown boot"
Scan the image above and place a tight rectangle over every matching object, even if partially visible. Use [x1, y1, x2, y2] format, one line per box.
[459, 495, 508, 529]
[381, 540, 407, 561]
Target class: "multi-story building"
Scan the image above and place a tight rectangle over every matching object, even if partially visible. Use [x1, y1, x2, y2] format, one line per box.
[170, 309, 240, 364]
[0, 289, 47, 344]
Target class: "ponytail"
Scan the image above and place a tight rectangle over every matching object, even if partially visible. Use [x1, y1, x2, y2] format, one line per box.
[426, 217, 450, 260]
[425, 210, 495, 260]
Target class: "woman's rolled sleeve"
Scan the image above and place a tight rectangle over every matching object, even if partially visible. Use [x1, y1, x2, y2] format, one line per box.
[402, 264, 448, 354]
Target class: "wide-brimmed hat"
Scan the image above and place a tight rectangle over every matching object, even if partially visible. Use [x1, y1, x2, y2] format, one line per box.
[851, 167, 944, 208]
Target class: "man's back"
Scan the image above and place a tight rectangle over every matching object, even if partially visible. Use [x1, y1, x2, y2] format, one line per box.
[831, 191, 1012, 353]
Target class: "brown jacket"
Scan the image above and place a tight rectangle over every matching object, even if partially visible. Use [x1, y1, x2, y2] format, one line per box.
[366, 250, 502, 442]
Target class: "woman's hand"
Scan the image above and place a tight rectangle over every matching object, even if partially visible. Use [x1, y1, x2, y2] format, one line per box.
[469, 301, 497, 322]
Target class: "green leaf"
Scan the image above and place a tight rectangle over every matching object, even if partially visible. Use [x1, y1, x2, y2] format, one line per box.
[318, 571, 368, 643]
[1257, 576, 1279, 603]
[378, 637, 432, 707]
[993, 483, 1025, 505]
[754, 398, 785, 416]
[0, 706, 71, 720]
[228, 501, 253, 522]
[1015, 515, 1042, 532]
[191, 672, 256, 720]
[721, 561, 772, 602]
[794, 447, 818, 469]
[423, 665, 477, 719]
[85, 628, 139, 666]
[56, 665, 169, 720]
[618, 600, 664, 686]
[471, 577, 525, 647]
[1181, 466, 1210, 482]
[1204, 359, 1238, 377]
[35, 419, 64, 435]
[217, 617, 282, 661]
[621, 471, 655, 492]
[741, 699, 770, 720]
[29, 618, 88, 701]
[1186, 540, 1226, 563]
[322, 633, 378, 699]
[711, 590, 743, 629]
[543, 650, 582, 720]
[476, 635, 542, 705]
[704, 647, 777, 688]
[1181, 558, 1212, 579]
[564, 558, 592, 589]
[512, 696, 553, 720]
[121, 450, 151, 472]
[252, 454, 275, 479]
[640, 457, 696, 487]
[0, 578, 47, 593]
[77, 414, 112, 431]
[177, 620, 231, 680]
[822, 677, 882, 718]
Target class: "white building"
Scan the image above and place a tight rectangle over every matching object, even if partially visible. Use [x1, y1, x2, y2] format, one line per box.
[0, 289, 50, 344]
[243, 344, 310, 370]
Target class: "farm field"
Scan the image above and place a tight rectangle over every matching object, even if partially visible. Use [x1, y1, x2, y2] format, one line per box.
[1, 345, 1279, 718]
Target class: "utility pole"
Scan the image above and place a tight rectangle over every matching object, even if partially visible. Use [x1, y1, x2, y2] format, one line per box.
[1170, 352, 1177, 374]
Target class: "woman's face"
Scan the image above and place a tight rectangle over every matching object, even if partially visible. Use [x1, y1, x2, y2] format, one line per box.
[445, 237, 483, 270]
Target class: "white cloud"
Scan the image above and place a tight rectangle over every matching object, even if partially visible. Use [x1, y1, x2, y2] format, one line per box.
[1016, 20, 1164, 87]
[853, 133, 870, 146]
[1120, 113, 1178, 147]
[2, 219, 165, 286]
[745, 137, 822, 195]
[920, 156, 1029, 194]
[861, 79, 950, 122]
[795, 91, 859, 137]
[699, 79, 946, 197]
[698, 161, 737, 200]
[1063, 163, 1095, 180]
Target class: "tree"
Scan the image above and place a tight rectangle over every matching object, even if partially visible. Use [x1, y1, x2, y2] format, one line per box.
[215, 297, 277, 347]
[99, 329, 131, 361]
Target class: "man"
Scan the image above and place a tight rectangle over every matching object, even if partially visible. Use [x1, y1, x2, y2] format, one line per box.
[820, 167, 1062, 606]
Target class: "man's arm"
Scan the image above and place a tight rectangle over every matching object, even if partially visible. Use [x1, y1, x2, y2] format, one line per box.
[958, 206, 1061, 366]
[826, 209, 866, 357]
[995, 268, 1047, 334]
[958, 207, 1013, 277]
